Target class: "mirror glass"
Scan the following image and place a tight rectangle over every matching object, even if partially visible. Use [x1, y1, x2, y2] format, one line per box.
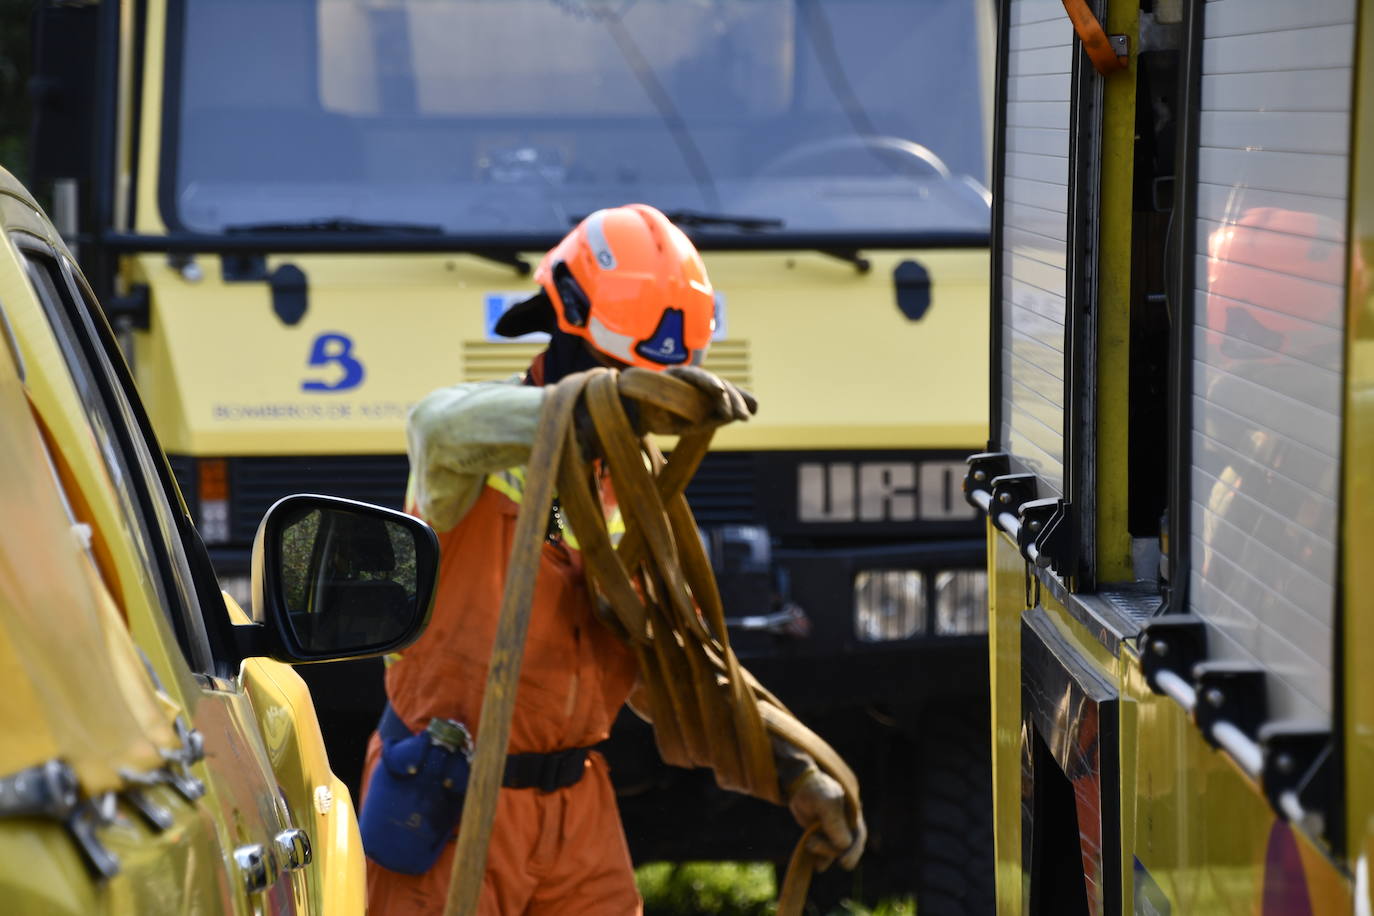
[275, 505, 422, 655]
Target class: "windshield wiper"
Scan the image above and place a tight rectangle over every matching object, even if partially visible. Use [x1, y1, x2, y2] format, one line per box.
[571, 210, 784, 233]
[224, 217, 444, 235]
[660, 210, 784, 232]
[568, 210, 880, 270]
[659, 211, 875, 273]
[220, 217, 532, 274]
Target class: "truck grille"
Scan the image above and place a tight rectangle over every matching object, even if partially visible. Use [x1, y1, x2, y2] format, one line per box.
[227, 456, 410, 541]
[701, 340, 751, 389]
[171, 454, 411, 544]
[684, 452, 759, 525]
[461, 342, 542, 382]
[171, 450, 758, 544]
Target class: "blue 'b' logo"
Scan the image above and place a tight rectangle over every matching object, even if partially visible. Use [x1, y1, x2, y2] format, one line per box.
[302, 332, 365, 392]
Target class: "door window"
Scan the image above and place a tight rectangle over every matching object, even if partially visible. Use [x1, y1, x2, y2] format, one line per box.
[18, 245, 218, 674]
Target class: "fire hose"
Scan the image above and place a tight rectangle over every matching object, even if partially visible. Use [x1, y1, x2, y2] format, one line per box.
[442, 366, 862, 916]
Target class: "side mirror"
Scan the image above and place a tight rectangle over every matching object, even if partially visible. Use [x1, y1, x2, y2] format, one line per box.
[244, 495, 439, 663]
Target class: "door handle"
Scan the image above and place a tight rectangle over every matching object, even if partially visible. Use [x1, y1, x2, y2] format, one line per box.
[274, 827, 313, 871]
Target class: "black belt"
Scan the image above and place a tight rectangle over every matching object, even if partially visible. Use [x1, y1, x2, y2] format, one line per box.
[503, 747, 591, 792]
[378, 704, 590, 793]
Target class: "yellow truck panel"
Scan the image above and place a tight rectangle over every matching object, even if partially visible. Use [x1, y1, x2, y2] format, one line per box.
[130, 248, 989, 455]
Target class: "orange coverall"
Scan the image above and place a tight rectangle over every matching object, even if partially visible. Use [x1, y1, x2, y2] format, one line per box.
[361, 472, 643, 914]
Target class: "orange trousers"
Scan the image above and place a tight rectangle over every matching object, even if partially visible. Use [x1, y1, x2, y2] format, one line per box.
[366, 465, 641, 914]
[361, 734, 642, 915]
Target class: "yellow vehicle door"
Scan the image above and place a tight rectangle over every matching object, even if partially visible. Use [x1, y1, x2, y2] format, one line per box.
[0, 268, 238, 914]
[1, 190, 310, 912]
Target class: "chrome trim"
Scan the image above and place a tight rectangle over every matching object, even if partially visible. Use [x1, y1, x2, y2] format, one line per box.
[0, 759, 79, 819]
[234, 843, 278, 895]
[725, 602, 808, 636]
[273, 827, 313, 871]
[68, 794, 121, 879]
[124, 787, 175, 832]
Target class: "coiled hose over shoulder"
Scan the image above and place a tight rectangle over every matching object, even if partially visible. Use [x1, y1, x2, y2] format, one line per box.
[443, 367, 862, 916]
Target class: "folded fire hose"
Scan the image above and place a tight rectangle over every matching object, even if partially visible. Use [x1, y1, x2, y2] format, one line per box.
[442, 366, 862, 916]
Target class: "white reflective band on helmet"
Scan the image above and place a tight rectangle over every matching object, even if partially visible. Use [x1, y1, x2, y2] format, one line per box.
[584, 210, 617, 270]
[589, 315, 636, 363]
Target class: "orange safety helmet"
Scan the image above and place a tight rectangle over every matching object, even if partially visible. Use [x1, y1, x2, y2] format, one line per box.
[494, 204, 716, 370]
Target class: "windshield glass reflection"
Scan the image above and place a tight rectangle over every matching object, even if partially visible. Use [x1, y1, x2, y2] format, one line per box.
[172, 0, 990, 237]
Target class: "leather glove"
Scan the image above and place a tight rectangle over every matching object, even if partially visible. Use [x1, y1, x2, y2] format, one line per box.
[630, 365, 757, 437]
[663, 365, 757, 423]
[775, 740, 866, 872]
[787, 767, 867, 872]
[577, 366, 757, 445]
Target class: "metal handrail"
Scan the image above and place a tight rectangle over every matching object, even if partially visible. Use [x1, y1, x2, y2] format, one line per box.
[1212, 721, 1264, 779]
[995, 510, 1021, 538]
[1155, 670, 1261, 778]
[1154, 669, 1197, 711]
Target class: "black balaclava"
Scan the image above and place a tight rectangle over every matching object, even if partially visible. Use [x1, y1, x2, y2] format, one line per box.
[537, 329, 606, 385]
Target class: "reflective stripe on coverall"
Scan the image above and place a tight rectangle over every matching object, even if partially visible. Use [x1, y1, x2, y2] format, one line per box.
[361, 468, 643, 915]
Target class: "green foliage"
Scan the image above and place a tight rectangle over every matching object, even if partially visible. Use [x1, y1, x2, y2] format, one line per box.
[635, 862, 916, 916]
[637, 862, 777, 916]
[280, 509, 322, 611]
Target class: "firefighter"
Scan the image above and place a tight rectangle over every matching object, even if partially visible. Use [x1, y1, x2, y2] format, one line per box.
[358, 204, 864, 915]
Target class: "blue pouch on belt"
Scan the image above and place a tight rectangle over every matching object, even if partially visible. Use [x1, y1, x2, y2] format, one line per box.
[359, 706, 472, 875]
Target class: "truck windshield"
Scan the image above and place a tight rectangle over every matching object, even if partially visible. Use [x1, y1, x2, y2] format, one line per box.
[169, 0, 990, 239]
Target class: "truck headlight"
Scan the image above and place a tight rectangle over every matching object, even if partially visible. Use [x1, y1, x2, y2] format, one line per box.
[934, 569, 988, 635]
[854, 570, 925, 642]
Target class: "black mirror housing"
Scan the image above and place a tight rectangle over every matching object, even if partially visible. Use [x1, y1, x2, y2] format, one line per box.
[241, 494, 439, 664]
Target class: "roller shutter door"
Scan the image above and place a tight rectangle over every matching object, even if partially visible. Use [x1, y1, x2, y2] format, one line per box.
[999, 0, 1074, 495]
[1188, 0, 1354, 724]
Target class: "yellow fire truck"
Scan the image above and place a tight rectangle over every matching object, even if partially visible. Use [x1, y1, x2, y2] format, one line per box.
[967, 0, 1374, 912]
[30, 0, 997, 907]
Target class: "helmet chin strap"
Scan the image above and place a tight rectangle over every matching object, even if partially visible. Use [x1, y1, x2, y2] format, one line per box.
[540, 330, 613, 384]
